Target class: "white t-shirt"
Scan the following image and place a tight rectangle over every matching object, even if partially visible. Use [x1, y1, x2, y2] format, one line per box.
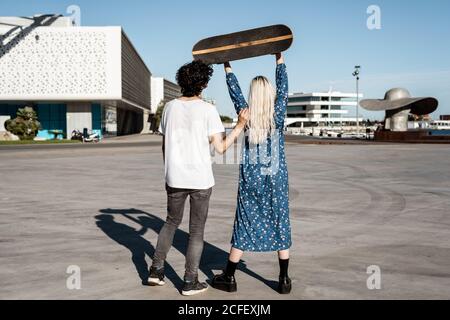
[159, 98, 225, 190]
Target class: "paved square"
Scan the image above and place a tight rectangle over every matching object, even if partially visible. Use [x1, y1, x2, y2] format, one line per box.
[0, 139, 449, 299]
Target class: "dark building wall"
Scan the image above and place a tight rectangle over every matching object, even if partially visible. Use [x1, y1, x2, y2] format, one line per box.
[0, 104, 24, 118]
[163, 79, 181, 101]
[36, 104, 67, 133]
[117, 108, 143, 136]
[121, 31, 151, 110]
[440, 115, 450, 121]
[92, 104, 102, 132]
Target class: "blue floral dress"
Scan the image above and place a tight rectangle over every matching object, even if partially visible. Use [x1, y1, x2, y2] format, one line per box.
[226, 63, 292, 252]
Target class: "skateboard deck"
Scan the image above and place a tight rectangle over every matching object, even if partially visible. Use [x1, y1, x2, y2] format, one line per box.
[192, 24, 293, 64]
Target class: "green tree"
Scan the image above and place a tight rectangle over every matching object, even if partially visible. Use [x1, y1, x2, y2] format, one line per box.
[220, 115, 233, 123]
[5, 106, 41, 140]
[154, 101, 166, 131]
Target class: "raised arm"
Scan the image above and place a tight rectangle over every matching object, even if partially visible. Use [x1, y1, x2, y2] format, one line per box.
[274, 53, 288, 127]
[225, 62, 248, 115]
[210, 109, 249, 155]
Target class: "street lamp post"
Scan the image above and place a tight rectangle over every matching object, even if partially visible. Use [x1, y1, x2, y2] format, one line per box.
[352, 66, 361, 138]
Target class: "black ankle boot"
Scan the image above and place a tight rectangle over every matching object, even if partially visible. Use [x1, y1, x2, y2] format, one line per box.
[211, 272, 237, 292]
[278, 276, 292, 294]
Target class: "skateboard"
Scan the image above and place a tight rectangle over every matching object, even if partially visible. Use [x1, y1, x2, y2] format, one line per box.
[192, 24, 293, 64]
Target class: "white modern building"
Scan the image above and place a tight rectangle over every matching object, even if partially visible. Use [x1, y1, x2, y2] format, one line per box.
[286, 91, 364, 128]
[150, 77, 181, 114]
[0, 14, 151, 139]
[431, 120, 450, 130]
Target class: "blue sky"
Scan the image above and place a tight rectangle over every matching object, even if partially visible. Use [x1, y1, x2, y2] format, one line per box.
[1, 0, 449, 119]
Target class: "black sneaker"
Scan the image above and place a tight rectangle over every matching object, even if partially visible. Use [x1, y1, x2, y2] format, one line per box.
[181, 277, 208, 296]
[211, 272, 237, 292]
[148, 266, 165, 286]
[278, 276, 292, 294]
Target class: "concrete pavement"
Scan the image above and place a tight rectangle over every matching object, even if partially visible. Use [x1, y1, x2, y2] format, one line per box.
[0, 142, 449, 299]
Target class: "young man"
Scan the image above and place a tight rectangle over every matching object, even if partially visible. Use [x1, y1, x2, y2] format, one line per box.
[148, 60, 249, 296]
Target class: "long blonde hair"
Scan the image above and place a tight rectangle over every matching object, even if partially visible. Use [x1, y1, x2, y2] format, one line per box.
[247, 76, 276, 145]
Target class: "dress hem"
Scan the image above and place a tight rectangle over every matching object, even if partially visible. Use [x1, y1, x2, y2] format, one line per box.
[231, 244, 292, 253]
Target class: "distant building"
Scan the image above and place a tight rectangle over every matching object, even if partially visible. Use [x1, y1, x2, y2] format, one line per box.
[202, 97, 216, 105]
[286, 91, 364, 128]
[150, 77, 181, 113]
[431, 119, 450, 130]
[0, 14, 151, 139]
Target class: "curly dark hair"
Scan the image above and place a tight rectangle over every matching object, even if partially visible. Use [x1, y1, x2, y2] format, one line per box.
[176, 60, 214, 97]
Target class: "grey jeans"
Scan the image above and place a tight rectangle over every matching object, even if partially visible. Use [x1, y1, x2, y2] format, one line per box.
[152, 184, 212, 281]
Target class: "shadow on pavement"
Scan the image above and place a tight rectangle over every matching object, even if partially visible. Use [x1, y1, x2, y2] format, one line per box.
[95, 208, 278, 292]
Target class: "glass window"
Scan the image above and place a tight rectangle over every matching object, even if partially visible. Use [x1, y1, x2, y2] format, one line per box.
[36, 104, 67, 132]
[0, 104, 25, 118]
[92, 104, 102, 131]
[288, 97, 312, 103]
[288, 106, 306, 112]
[287, 114, 307, 118]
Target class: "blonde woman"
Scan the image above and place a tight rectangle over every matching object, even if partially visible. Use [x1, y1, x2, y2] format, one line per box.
[211, 53, 292, 294]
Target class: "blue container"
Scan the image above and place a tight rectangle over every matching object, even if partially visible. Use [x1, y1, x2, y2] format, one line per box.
[429, 130, 450, 136]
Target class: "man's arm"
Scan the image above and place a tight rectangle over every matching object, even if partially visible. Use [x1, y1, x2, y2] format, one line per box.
[162, 136, 165, 162]
[210, 109, 249, 155]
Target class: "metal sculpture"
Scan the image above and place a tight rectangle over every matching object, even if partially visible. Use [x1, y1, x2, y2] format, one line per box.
[360, 88, 438, 132]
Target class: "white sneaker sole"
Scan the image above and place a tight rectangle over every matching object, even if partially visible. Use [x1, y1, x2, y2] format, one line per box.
[181, 286, 208, 296]
[148, 278, 165, 286]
